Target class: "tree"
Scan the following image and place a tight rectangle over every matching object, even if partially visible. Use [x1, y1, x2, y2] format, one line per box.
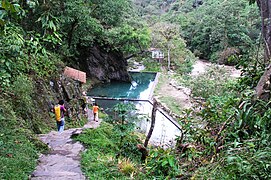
[251, 0, 271, 99]
[151, 22, 179, 70]
[144, 98, 158, 147]
[250, 0, 271, 62]
[105, 22, 151, 58]
[28, 0, 151, 61]
[109, 102, 139, 155]
[175, 0, 259, 61]
[151, 22, 193, 72]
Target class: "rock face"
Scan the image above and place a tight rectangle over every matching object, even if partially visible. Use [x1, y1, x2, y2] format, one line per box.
[78, 45, 131, 82]
[36, 75, 82, 109]
[31, 75, 85, 133]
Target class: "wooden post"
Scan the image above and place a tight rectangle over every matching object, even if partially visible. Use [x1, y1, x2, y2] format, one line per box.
[144, 98, 158, 147]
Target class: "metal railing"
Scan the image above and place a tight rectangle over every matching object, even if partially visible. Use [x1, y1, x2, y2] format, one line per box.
[91, 96, 182, 131]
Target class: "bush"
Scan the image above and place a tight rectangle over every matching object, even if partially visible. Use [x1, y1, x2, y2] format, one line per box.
[75, 122, 147, 179]
[175, 56, 195, 75]
[118, 158, 136, 175]
[0, 97, 40, 179]
[145, 147, 180, 178]
[194, 147, 271, 179]
[11, 75, 42, 133]
[183, 65, 238, 99]
[218, 47, 240, 65]
[143, 59, 162, 72]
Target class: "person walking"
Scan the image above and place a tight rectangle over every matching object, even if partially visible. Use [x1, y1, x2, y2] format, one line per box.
[92, 103, 99, 122]
[81, 91, 87, 115]
[54, 100, 66, 133]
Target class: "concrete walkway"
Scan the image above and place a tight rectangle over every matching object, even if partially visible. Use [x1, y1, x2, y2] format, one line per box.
[31, 109, 100, 180]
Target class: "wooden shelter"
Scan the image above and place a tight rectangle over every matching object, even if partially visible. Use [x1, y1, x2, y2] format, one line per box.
[63, 66, 86, 84]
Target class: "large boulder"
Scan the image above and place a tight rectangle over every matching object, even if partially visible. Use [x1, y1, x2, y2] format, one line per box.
[77, 45, 131, 82]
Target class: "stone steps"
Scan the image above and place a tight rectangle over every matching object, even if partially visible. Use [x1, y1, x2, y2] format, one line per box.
[31, 110, 100, 180]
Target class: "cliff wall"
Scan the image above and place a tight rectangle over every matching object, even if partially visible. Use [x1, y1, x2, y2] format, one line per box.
[78, 45, 131, 82]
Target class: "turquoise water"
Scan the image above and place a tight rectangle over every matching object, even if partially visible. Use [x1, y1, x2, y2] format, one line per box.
[88, 72, 156, 99]
[87, 72, 181, 147]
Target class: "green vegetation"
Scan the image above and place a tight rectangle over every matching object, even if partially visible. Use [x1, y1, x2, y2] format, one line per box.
[105, 102, 142, 159]
[165, 0, 260, 63]
[0, 0, 150, 178]
[182, 65, 238, 99]
[76, 121, 182, 179]
[0, 94, 48, 179]
[143, 59, 162, 72]
[154, 73, 184, 115]
[160, 96, 182, 114]
[1, 0, 271, 179]
[145, 147, 180, 178]
[75, 122, 146, 179]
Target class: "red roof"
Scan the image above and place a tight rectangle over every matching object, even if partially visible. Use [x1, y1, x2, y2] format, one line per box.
[63, 66, 86, 83]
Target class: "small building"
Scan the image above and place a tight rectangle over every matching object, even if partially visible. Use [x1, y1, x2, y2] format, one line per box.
[150, 48, 164, 61]
[63, 66, 86, 84]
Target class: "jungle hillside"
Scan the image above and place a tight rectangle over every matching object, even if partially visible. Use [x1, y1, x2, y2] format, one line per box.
[1, 0, 271, 179]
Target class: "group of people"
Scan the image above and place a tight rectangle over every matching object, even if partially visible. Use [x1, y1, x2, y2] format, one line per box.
[52, 94, 99, 133]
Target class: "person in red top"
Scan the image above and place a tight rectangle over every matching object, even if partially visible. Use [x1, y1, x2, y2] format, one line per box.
[92, 103, 99, 122]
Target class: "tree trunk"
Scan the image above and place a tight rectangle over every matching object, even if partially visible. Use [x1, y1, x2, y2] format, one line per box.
[144, 98, 157, 147]
[255, 0, 271, 100]
[259, 0, 271, 62]
[255, 65, 271, 100]
[167, 44, 171, 71]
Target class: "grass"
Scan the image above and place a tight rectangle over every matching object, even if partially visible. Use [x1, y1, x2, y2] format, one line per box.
[0, 98, 44, 179]
[154, 73, 185, 115]
[160, 96, 183, 115]
[118, 158, 136, 175]
[0, 129, 39, 179]
[74, 122, 150, 179]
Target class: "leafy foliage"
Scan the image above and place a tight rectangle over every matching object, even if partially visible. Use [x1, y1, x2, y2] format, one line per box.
[237, 56, 265, 91]
[194, 147, 271, 179]
[179, 71, 271, 178]
[29, 0, 152, 59]
[0, 0, 24, 27]
[75, 122, 148, 179]
[0, 95, 43, 179]
[145, 147, 180, 178]
[1, 0, 270, 179]
[142, 58, 162, 72]
[169, 0, 260, 62]
[150, 22, 195, 72]
[105, 23, 151, 54]
[182, 65, 238, 99]
[105, 102, 142, 158]
[0, 24, 58, 90]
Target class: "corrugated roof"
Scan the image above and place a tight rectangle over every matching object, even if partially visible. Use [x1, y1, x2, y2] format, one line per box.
[63, 66, 86, 83]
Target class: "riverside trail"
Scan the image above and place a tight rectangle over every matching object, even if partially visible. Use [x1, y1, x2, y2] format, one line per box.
[31, 109, 100, 180]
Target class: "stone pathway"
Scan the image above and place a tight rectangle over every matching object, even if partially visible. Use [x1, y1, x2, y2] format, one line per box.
[31, 109, 100, 180]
